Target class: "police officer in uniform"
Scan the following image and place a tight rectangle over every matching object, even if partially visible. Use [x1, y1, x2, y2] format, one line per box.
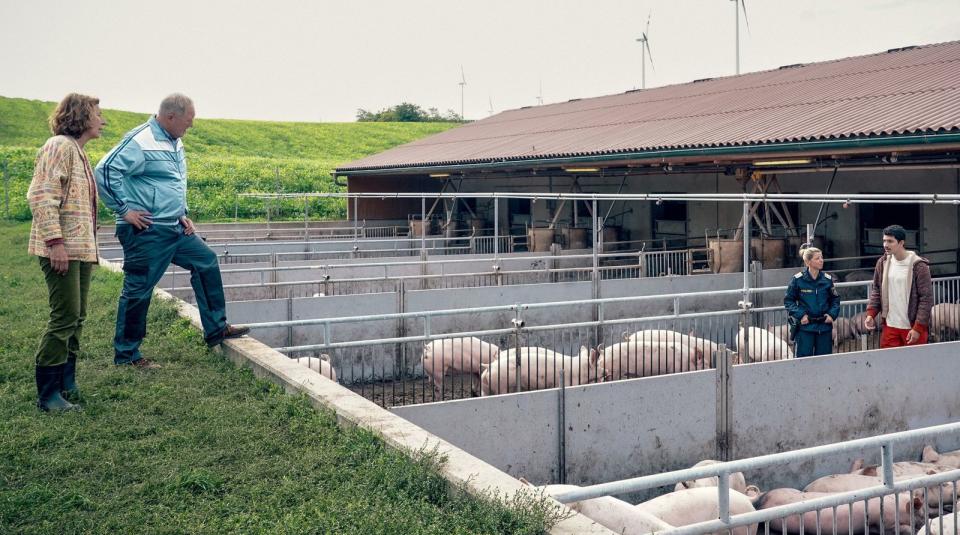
[784, 245, 841, 357]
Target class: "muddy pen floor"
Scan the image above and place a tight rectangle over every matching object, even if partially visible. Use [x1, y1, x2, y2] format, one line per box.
[348, 373, 479, 408]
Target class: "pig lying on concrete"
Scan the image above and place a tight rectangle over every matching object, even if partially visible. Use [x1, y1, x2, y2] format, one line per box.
[624, 329, 739, 366]
[756, 487, 925, 535]
[931, 303, 960, 342]
[421, 336, 500, 395]
[600, 338, 705, 380]
[849, 460, 957, 478]
[526, 480, 674, 535]
[738, 326, 794, 362]
[294, 354, 337, 381]
[674, 459, 759, 496]
[922, 445, 960, 468]
[919, 511, 960, 535]
[805, 472, 952, 510]
[479, 346, 601, 396]
[634, 487, 758, 535]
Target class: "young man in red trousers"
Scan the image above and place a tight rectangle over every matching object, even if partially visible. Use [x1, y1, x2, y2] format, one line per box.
[864, 225, 933, 348]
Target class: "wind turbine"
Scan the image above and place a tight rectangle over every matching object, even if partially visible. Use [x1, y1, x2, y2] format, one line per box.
[731, 0, 751, 74]
[536, 79, 543, 105]
[635, 11, 654, 89]
[488, 95, 494, 116]
[458, 66, 466, 120]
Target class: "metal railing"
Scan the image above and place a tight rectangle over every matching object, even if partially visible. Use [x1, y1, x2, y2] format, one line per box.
[97, 233, 481, 256]
[552, 421, 960, 535]
[470, 235, 525, 255]
[639, 248, 713, 277]
[161, 250, 666, 299]
[233, 277, 960, 407]
[97, 224, 409, 243]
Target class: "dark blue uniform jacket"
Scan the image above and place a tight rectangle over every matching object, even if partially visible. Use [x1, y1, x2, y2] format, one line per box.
[784, 268, 841, 333]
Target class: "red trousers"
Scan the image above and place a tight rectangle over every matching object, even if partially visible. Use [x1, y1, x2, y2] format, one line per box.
[880, 325, 928, 348]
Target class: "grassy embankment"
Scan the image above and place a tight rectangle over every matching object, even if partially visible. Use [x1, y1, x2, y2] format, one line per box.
[0, 95, 457, 222]
[0, 223, 561, 533]
[0, 98, 557, 533]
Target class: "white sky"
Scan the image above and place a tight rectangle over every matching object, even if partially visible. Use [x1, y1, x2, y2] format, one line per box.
[1, 0, 958, 123]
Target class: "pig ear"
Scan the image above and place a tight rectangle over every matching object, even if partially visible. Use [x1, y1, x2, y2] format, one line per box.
[922, 445, 940, 463]
[479, 363, 489, 371]
[590, 348, 599, 366]
[622, 331, 629, 341]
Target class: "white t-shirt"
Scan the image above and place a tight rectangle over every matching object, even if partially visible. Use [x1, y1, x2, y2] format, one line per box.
[885, 254, 914, 329]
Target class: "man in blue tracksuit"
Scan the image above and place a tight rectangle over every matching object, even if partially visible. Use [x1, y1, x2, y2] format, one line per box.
[784, 245, 841, 357]
[95, 94, 248, 368]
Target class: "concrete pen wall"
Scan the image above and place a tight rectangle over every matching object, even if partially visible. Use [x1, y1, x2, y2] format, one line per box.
[394, 342, 960, 501]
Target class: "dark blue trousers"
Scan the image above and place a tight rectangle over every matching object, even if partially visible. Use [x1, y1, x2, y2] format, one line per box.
[795, 329, 833, 357]
[114, 224, 226, 364]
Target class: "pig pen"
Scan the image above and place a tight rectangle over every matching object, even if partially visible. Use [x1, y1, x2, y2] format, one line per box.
[392, 342, 960, 506]
[98, 222, 960, 533]
[139, 226, 960, 407]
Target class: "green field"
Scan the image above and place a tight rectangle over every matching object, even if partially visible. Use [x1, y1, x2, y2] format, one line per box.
[0, 96, 456, 221]
[0, 222, 560, 533]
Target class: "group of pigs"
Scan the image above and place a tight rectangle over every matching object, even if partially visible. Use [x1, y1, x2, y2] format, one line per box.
[533, 445, 960, 535]
[421, 330, 733, 397]
[421, 328, 793, 396]
[294, 302, 958, 393]
[419, 300, 960, 396]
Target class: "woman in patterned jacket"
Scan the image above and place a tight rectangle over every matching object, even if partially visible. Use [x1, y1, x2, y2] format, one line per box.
[27, 93, 106, 411]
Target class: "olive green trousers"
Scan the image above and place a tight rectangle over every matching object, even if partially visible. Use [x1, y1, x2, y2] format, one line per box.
[35, 258, 93, 367]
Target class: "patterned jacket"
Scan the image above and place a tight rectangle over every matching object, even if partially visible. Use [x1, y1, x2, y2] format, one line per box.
[27, 135, 99, 263]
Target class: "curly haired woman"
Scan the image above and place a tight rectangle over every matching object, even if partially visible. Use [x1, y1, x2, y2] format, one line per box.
[27, 93, 106, 411]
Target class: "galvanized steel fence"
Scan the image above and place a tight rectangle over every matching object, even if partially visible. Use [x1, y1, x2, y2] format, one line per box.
[552, 421, 960, 535]
[243, 276, 960, 408]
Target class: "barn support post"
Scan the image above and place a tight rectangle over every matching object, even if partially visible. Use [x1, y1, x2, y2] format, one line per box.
[557, 367, 567, 485]
[715, 343, 732, 461]
[592, 201, 601, 346]
[740, 200, 752, 362]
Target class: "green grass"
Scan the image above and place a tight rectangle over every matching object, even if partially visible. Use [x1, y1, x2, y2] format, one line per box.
[0, 96, 457, 221]
[0, 223, 561, 534]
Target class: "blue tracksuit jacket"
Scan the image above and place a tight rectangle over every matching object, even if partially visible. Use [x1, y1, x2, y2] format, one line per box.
[95, 116, 188, 225]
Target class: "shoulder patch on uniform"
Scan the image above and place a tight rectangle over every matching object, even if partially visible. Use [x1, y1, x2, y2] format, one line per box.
[794, 272, 803, 278]
[824, 273, 833, 280]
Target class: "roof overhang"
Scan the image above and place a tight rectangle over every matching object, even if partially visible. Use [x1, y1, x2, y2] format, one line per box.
[336, 131, 960, 178]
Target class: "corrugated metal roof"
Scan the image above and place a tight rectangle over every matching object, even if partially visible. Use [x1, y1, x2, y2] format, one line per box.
[338, 41, 960, 173]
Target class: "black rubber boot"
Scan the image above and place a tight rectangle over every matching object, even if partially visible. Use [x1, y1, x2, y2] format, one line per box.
[36, 364, 79, 412]
[62, 354, 79, 401]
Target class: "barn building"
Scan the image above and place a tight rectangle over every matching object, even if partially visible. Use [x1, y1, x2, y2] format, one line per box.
[336, 41, 960, 275]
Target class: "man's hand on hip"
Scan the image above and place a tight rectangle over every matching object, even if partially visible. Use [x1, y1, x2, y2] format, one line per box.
[180, 216, 196, 236]
[123, 210, 153, 229]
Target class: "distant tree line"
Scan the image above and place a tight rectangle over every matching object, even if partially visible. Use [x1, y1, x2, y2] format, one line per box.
[356, 102, 463, 122]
